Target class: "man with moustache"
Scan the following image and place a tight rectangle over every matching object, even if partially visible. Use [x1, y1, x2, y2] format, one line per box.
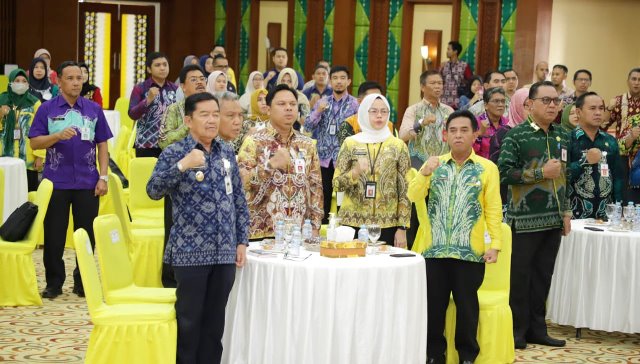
[306, 65, 359, 222]
[498, 81, 571, 349]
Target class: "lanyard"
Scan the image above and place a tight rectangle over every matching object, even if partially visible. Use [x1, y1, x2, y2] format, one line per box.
[366, 143, 382, 182]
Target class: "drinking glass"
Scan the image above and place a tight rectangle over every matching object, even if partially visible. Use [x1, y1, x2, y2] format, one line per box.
[367, 224, 382, 253]
[605, 204, 616, 223]
[623, 206, 635, 230]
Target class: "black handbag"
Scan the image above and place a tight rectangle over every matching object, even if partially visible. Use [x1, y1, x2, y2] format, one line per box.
[0, 202, 38, 242]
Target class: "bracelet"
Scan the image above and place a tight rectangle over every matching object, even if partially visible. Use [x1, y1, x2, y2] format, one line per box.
[397, 226, 408, 231]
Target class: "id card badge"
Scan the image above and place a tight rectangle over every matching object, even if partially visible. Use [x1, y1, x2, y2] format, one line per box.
[225, 175, 233, 195]
[81, 127, 91, 141]
[13, 129, 21, 140]
[329, 124, 336, 135]
[294, 158, 306, 174]
[365, 182, 377, 199]
[561, 148, 567, 162]
[601, 163, 610, 177]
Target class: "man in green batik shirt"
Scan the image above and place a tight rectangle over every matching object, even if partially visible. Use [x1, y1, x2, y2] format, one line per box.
[498, 81, 571, 349]
[568, 92, 623, 219]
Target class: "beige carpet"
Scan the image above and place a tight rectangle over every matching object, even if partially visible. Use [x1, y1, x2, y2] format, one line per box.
[0, 248, 638, 363]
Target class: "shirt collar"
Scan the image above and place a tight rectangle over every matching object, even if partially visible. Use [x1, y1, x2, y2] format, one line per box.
[442, 149, 478, 166]
[575, 125, 606, 140]
[55, 94, 84, 110]
[184, 133, 221, 152]
[422, 98, 441, 109]
[144, 77, 169, 89]
[527, 116, 556, 133]
[266, 124, 296, 142]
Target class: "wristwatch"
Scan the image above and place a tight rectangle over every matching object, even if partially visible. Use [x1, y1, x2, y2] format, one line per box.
[99, 175, 109, 182]
[398, 226, 408, 231]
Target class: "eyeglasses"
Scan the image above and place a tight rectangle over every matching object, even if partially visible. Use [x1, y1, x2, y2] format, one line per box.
[532, 97, 562, 105]
[368, 109, 390, 116]
[489, 99, 506, 105]
[187, 76, 207, 83]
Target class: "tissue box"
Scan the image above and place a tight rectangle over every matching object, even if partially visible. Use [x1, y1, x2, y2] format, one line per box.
[320, 241, 366, 258]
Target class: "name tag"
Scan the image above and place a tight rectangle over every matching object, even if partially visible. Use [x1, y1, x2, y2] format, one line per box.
[225, 175, 233, 195]
[14, 129, 21, 140]
[81, 127, 91, 141]
[601, 163, 609, 177]
[561, 148, 567, 162]
[365, 182, 377, 199]
[329, 124, 336, 135]
[294, 158, 306, 174]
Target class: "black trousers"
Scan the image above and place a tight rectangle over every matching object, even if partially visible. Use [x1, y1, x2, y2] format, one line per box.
[174, 264, 236, 364]
[27, 169, 40, 192]
[43, 189, 99, 290]
[509, 227, 562, 341]
[426, 258, 485, 361]
[135, 147, 162, 158]
[162, 195, 176, 288]
[407, 203, 419, 251]
[320, 163, 334, 224]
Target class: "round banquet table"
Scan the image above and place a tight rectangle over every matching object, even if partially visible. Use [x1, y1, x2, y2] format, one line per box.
[221, 245, 428, 364]
[547, 219, 640, 333]
[0, 157, 28, 223]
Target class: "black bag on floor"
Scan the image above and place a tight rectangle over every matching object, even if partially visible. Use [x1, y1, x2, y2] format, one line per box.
[0, 202, 38, 242]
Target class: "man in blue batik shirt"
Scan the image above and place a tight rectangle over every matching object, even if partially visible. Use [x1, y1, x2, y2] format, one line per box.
[147, 92, 249, 364]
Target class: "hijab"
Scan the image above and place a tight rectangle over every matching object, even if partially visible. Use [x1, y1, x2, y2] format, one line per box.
[0, 68, 39, 156]
[560, 103, 577, 131]
[78, 63, 98, 97]
[352, 93, 392, 144]
[507, 87, 530, 128]
[28, 57, 52, 102]
[244, 71, 263, 96]
[206, 71, 228, 95]
[276, 68, 299, 89]
[33, 48, 51, 63]
[199, 55, 213, 77]
[183, 55, 197, 67]
[250, 88, 269, 122]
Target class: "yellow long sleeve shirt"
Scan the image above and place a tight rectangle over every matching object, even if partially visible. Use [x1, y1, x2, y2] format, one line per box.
[407, 151, 503, 262]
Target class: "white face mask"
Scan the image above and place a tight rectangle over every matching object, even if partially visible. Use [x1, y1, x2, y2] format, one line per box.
[10, 82, 29, 95]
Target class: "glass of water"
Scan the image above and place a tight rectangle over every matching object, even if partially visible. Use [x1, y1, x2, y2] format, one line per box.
[367, 224, 382, 253]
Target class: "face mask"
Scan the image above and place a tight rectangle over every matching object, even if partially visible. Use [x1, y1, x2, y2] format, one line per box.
[10, 82, 29, 95]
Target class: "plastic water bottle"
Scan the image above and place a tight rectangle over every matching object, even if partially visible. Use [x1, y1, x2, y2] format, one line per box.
[358, 225, 369, 243]
[302, 219, 313, 241]
[274, 220, 285, 248]
[290, 228, 302, 257]
[614, 201, 622, 225]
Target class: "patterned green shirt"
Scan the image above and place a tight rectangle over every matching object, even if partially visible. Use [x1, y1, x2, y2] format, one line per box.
[568, 127, 623, 219]
[158, 100, 187, 150]
[498, 116, 572, 233]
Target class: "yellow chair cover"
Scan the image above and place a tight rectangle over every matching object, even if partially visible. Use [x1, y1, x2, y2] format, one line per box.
[108, 174, 164, 287]
[444, 223, 515, 364]
[0, 168, 4, 222]
[114, 97, 134, 133]
[408, 168, 430, 254]
[128, 157, 164, 221]
[94, 214, 175, 303]
[0, 74, 8, 93]
[0, 179, 53, 306]
[73, 229, 176, 364]
[113, 125, 132, 179]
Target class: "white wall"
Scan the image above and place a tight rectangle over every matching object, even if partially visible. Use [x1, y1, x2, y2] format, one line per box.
[408, 4, 452, 105]
[549, 0, 640, 101]
[257, 1, 288, 73]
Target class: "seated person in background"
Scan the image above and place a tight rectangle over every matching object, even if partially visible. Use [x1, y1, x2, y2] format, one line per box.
[239, 71, 264, 115]
[338, 81, 396, 146]
[235, 88, 270, 152]
[78, 63, 103, 108]
[568, 92, 623, 219]
[473, 87, 508, 159]
[458, 75, 483, 111]
[332, 93, 410, 247]
[207, 71, 230, 99]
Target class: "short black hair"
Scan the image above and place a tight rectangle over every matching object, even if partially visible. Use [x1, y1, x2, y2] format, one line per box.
[483, 87, 506, 104]
[575, 91, 602, 109]
[553, 64, 568, 74]
[483, 70, 504, 84]
[420, 70, 442, 85]
[528, 80, 556, 99]
[502, 68, 518, 77]
[213, 54, 227, 62]
[448, 41, 463, 56]
[357, 81, 383, 97]
[463, 75, 483, 98]
[57, 61, 80, 77]
[329, 65, 350, 78]
[212, 44, 225, 51]
[179, 64, 205, 84]
[271, 47, 288, 57]
[446, 109, 478, 131]
[266, 84, 298, 106]
[628, 67, 640, 79]
[184, 92, 218, 116]
[573, 69, 592, 82]
[146, 52, 167, 68]
[314, 64, 329, 73]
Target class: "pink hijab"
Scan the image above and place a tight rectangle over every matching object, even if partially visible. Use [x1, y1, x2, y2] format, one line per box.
[507, 88, 530, 127]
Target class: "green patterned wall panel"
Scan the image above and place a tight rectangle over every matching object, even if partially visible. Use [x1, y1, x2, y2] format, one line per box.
[214, 0, 227, 46]
[499, 0, 517, 71]
[292, 0, 308, 75]
[352, 0, 371, 95]
[322, 0, 335, 63]
[239, 0, 251, 93]
[459, 0, 478, 73]
[386, 0, 403, 122]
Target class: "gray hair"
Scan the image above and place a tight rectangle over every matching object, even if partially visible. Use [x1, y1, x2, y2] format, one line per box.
[217, 91, 239, 103]
[483, 87, 506, 104]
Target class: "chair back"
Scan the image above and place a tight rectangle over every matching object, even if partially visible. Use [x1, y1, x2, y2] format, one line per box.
[94, 214, 135, 291]
[73, 228, 106, 318]
[108, 173, 134, 244]
[114, 97, 133, 131]
[0, 75, 8, 93]
[23, 179, 53, 245]
[113, 125, 132, 177]
[128, 157, 163, 211]
[479, 223, 512, 292]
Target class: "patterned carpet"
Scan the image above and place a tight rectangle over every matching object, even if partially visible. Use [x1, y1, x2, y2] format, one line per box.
[0, 248, 638, 363]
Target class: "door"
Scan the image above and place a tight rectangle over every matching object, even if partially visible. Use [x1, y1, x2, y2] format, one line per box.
[79, 2, 155, 109]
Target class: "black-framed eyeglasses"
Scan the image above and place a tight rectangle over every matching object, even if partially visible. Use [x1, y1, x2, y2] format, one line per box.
[532, 97, 562, 105]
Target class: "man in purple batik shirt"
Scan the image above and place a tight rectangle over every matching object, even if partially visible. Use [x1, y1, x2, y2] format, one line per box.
[29, 61, 112, 299]
[128, 51, 177, 158]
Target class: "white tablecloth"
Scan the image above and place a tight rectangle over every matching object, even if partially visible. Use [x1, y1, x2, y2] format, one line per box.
[222, 246, 427, 364]
[103, 110, 121, 146]
[547, 219, 640, 333]
[0, 157, 28, 223]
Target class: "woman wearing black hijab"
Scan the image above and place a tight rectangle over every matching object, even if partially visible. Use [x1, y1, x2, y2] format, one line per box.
[79, 63, 103, 107]
[28, 57, 58, 103]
